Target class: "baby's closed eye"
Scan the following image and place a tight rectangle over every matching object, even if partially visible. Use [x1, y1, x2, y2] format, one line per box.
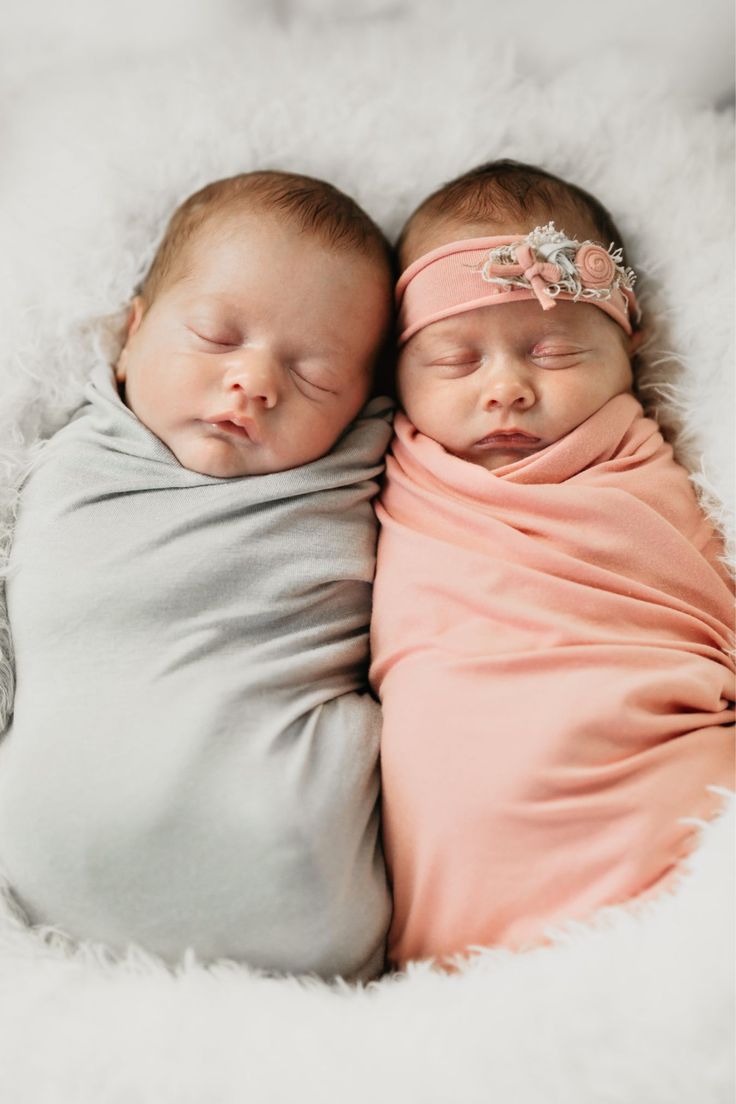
[530, 344, 587, 367]
[288, 363, 338, 395]
[187, 323, 242, 349]
[428, 352, 482, 375]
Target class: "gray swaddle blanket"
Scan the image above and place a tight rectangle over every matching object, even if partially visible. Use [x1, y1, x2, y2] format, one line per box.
[0, 362, 392, 980]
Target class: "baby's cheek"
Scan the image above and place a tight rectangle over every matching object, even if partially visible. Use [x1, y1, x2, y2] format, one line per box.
[398, 391, 421, 431]
[395, 361, 415, 406]
[589, 369, 631, 411]
[396, 366, 423, 410]
[407, 386, 451, 437]
[159, 356, 206, 413]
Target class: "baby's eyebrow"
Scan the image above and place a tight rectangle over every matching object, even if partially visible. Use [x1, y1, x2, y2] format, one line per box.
[531, 328, 583, 340]
[178, 293, 353, 363]
[413, 325, 475, 349]
[181, 296, 231, 318]
[291, 344, 346, 370]
[287, 330, 358, 362]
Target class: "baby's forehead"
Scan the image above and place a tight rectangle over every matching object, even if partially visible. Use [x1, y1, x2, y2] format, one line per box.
[178, 209, 389, 295]
[184, 205, 290, 259]
[411, 299, 616, 347]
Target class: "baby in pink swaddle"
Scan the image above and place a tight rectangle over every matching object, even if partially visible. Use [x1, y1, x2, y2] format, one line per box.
[369, 159, 735, 969]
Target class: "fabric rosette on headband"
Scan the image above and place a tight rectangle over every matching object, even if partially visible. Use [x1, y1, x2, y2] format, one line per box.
[397, 222, 640, 345]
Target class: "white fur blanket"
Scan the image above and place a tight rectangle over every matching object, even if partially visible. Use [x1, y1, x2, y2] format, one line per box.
[0, 7, 733, 1102]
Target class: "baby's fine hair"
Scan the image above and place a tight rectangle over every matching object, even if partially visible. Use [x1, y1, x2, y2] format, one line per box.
[397, 159, 629, 271]
[140, 170, 392, 305]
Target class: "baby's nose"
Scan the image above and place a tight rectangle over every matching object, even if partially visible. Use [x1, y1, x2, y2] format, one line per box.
[481, 362, 536, 410]
[223, 349, 279, 408]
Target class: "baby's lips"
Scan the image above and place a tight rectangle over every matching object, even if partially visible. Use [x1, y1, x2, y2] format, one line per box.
[207, 412, 262, 443]
[474, 432, 543, 449]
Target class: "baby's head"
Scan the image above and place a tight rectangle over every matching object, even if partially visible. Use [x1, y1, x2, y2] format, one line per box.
[395, 160, 641, 470]
[116, 171, 393, 477]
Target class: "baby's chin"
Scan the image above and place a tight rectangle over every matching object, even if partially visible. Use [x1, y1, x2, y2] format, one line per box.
[170, 431, 329, 479]
[171, 441, 281, 478]
[452, 442, 547, 472]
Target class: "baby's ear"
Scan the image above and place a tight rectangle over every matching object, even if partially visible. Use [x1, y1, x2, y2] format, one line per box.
[125, 296, 146, 339]
[628, 327, 645, 357]
[115, 297, 145, 382]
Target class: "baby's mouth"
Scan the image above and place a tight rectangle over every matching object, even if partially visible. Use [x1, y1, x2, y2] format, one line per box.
[474, 430, 542, 449]
[212, 420, 251, 438]
[207, 414, 261, 443]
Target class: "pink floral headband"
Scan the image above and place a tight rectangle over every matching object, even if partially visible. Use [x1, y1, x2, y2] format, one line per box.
[396, 222, 640, 345]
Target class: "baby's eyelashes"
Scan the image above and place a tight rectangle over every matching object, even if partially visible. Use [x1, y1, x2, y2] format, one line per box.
[287, 364, 338, 396]
[530, 343, 587, 365]
[423, 345, 587, 368]
[427, 352, 482, 373]
[187, 325, 242, 349]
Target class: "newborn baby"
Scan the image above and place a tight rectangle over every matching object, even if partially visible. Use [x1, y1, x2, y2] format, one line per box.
[0, 170, 394, 980]
[370, 159, 735, 968]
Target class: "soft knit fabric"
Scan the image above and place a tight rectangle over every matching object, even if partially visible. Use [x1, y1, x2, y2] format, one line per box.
[370, 394, 735, 967]
[0, 361, 393, 980]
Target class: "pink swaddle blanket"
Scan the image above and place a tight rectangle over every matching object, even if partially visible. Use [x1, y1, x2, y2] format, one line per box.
[370, 393, 735, 966]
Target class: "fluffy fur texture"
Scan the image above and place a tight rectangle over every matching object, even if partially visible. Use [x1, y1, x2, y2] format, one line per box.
[0, 801, 731, 1103]
[0, 8, 733, 1101]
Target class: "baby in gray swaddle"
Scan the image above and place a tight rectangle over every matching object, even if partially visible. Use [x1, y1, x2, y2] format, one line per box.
[0, 171, 394, 979]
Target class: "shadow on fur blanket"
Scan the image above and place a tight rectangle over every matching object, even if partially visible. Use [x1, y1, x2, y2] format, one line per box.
[0, 9, 733, 1102]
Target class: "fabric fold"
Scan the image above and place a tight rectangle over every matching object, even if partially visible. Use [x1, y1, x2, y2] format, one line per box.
[0, 361, 393, 980]
[370, 394, 734, 966]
